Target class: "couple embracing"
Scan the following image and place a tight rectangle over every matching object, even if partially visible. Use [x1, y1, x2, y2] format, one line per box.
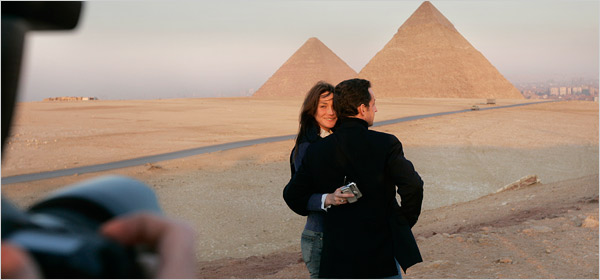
[283, 78, 424, 279]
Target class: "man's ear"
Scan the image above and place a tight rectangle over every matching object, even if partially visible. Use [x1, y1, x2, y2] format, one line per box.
[358, 104, 366, 116]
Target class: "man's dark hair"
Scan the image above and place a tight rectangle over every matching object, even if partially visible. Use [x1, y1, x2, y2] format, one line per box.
[333, 78, 372, 119]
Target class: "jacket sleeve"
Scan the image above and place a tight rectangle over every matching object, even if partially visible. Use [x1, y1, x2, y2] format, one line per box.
[285, 142, 325, 215]
[306, 193, 325, 212]
[283, 161, 315, 216]
[290, 142, 310, 178]
[289, 149, 296, 178]
[386, 137, 424, 228]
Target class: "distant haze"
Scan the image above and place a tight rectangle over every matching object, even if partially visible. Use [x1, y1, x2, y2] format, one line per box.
[18, 0, 599, 102]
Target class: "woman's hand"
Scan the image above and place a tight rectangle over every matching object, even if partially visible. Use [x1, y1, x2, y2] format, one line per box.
[325, 187, 355, 207]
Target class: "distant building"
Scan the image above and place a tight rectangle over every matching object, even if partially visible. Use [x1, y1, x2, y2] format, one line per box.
[44, 96, 98, 101]
[550, 88, 559, 95]
[559, 87, 567, 95]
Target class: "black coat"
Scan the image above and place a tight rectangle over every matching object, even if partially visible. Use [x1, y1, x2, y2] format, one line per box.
[289, 121, 322, 178]
[283, 118, 424, 278]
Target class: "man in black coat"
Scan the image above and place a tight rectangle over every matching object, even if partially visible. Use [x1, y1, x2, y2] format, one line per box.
[283, 78, 424, 278]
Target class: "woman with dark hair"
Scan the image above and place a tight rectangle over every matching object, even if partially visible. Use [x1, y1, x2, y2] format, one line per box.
[290, 81, 352, 278]
[291, 81, 336, 175]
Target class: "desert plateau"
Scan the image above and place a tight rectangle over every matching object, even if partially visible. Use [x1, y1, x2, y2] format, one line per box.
[2, 0, 598, 278]
[1, 97, 598, 278]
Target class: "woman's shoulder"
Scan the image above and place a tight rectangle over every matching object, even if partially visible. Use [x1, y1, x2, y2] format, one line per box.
[300, 122, 322, 144]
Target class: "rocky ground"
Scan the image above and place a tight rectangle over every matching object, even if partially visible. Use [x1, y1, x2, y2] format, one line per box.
[194, 174, 599, 279]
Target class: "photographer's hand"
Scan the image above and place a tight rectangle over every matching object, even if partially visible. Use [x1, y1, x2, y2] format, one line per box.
[1, 243, 41, 279]
[100, 213, 197, 279]
[325, 187, 355, 207]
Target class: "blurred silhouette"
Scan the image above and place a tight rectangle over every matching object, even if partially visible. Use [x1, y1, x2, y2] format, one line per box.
[1, 2, 196, 278]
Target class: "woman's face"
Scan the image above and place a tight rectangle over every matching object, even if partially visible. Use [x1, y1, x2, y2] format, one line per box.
[314, 92, 337, 131]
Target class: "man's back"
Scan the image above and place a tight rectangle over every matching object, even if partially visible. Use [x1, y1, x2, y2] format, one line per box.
[284, 117, 423, 278]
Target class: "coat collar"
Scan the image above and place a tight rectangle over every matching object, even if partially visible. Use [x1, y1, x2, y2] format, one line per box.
[338, 117, 369, 129]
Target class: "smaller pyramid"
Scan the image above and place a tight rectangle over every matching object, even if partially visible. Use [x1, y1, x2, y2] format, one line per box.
[253, 37, 357, 97]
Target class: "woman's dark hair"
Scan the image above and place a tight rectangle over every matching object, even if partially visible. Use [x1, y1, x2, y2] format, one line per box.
[293, 81, 335, 160]
[333, 78, 372, 119]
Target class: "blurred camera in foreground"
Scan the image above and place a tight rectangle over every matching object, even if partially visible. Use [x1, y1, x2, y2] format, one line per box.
[1, 176, 162, 278]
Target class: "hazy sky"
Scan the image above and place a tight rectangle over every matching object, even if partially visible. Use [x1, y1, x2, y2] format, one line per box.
[18, 0, 599, 101]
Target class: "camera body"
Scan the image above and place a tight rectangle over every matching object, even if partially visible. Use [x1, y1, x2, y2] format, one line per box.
[340, 182, 362, 203]
[2, 4, 160, 277]
[1, 176, 162, 278]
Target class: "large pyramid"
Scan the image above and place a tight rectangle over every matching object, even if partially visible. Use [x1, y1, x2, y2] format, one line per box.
[359, 1, 523, 99]
[253, 37, 357, 97]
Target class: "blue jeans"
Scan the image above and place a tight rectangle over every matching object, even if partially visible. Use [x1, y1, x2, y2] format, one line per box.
[302, 229, 402, 279]
[384, 259, 403, 279]
[301, 229, 323, 279]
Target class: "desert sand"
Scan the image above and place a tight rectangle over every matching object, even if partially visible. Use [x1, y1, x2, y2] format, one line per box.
[1, 97, 598, 278]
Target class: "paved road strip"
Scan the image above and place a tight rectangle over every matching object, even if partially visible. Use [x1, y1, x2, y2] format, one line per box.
[1, 100, 553, 184]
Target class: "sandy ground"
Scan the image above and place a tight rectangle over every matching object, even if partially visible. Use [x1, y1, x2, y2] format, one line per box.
[1, 98, 598, 278]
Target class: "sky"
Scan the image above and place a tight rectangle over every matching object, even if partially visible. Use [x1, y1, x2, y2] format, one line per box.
[17, 0, 599, 102]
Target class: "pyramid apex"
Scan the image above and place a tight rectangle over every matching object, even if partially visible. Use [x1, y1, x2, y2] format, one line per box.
[298, 37, 328, 52]
[402, 1, 455, 31]
[306, 37, 323, 44]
